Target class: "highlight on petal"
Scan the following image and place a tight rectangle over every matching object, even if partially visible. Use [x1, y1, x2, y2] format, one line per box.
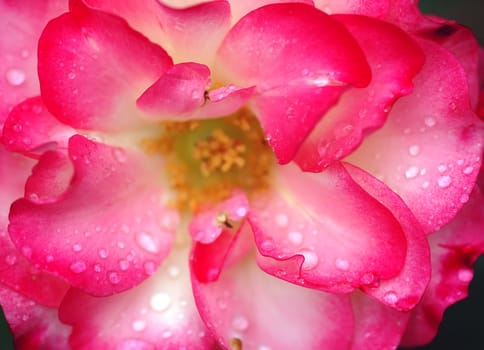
[8, 136, 178, 296]
[59, 247, 216, 350]
[248, 162, 407, 294]
[314, 0, 389, 17]
[38, 1, 173, 131]
[0, 0, 67, 128]
[227, 0, 314, 23]
[217, 3, 371, 163]
[295, 14, 424, 171]
[2, 97, 75, 156]
[0, 284, 71, 350]
[191, 235, 355, 350]
[347, 38, 484, 233]
[401, 187, 484, 347]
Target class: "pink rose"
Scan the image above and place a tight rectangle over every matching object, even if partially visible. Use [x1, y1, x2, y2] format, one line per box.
[0, 0, 483, 349]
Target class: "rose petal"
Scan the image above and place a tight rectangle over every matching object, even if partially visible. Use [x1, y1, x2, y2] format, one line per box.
[227, 0, 314, 23]
[38, 1, 173, 131]
[59, 247, 216, 350]
[2, 97, 75, 156]
[314, 0, 389, 17]
[216, 3, 371, 163]
[295, 14, 424, 171]
[0, 283, 71, 350]
[8, 135, 178, 296]
[248, 162, 407, 293]
[0, 0, 67, 130]
[400, 187, 484, 346]
[347, 38, 484, 233]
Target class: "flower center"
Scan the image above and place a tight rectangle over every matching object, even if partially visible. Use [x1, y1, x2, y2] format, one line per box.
[141, 110, 274, 212]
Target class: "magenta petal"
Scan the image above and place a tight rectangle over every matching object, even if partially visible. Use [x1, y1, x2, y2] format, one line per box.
[0, 284, 71, 350]
[192, 245, 354, 349]
[0, 0, 67, 128]
[38, 1, 173, 131]
[295, 14, 424, 171]
[401, 187, 484, 347]
[347, 38, 484, 233]
[8, 136, 178, 296]
[248, 163, 407, 293]
[2, 97, 75, 156]
[217, 3, 371, 163]
[59, 247, 216, 350]
[345, 164, 430, 310]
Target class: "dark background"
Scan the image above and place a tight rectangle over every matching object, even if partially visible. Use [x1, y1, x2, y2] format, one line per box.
[1, 0, 483, 348]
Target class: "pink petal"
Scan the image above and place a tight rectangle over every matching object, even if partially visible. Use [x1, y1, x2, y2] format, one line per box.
[295, 14, 425, 171]
[2, 97, 75, 157]
[8, 135, 178, 296]
[191, 235, 354, 350]
[400, 187, 484, 346]
[227, 0, 314, 23]
[38, 1, 173, 131]
[59, 247, 216, 350]
[0, 147, 69, 307]
[216, 3, 371, 163]
[347, 38, 484, 233]
[345, 163, 430, 310]
[0, 284, 71, 350]
[314, 0, 389, 17]
[0, 0, 67, 129]
[248, 162, 407, 293]
[137, 62, 255, 121]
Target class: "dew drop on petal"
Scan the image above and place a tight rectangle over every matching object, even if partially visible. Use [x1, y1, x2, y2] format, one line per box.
[437, 175, 452, 188]
[108, 271, 121, 284]
[67, 71, 76, 80]
[21, 246, 32, 258]
[335, 258, 349, 271]
[98, 249, 108, 259]
[408, 145, 420, 156]
[383, 291, 398, 305]
[150, 292, 172, 312]
[6, 68, 26, 86]
[457, 268, 473, 282]
[405, 166, 419, 179]
[463, 166, 474, 175]
[144, 261, 157, 275]
[275, 213, 288, 228]
[5, 254, 17, 266]
[287, 231, 303, 246]
[167, 265, 180, 278]
[162, 330, 173, 339]
[112, 148, 127, 163]
[300, 250, 319, 270]
[70, 261, 87, 274]
[72, 243, 82, 252]
[132, 320, 146, 332]
[424, 116, 436, 127]
[136, 232, 159, 253]
[232, 315, 249, 331]
[119, 259, 129, 271]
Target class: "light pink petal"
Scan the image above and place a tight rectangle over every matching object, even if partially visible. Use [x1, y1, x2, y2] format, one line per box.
[351, 291, 410, 349]
[191, 235, 354, 350]
[0, 284, 71, 350]
[295, 14, 424, 171]
[347, 38, 484, 233]
[0, 147, 69, 307]
[137, 62, 255, 121]
[248, 162, 407, 294]
[189, 190, 249, 244]
[314, 0, 389, 16]
[227, 0, 314, 23]
[8, 135, 178, 296]
[344, 163, 430, 310]
[217, 3, 371, 163]
[401, 187, 484, 347]
[2, 97, 75, 156]
[0, 0, 67, 130]
[59, 247, 216, 350]
[38, 1, 173, 131]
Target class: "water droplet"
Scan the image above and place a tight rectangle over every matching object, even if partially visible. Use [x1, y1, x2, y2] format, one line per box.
[21, 246, 32, 258]
[112, 148, 127, 163]
[424, 116, 436, 127]
[463, 166, 474, 175]
[405, 166, 419, 179]
[6, 68, 26, 86]
[5, 254, 17, 266]
[408, 145, 420, 156]
[236, 207, 247, 217]
[448, 101, 457, 110]
[72, 243, 82, 252]
[144, 261, 157, 275]
[167, 265, 180, 278]
[438, 164, 447, 173]
[119, 259, 129, 271]
[93, 264, 102, 272]
[117, 241, 125, 249]
[70, 261, 87, 273]
[335, 258, 349, 271]
[437, 175, 452, 188]
[275, 213, 288, 228]
[300, 250, 318, 270]
[383, 291, 398, 304]
[460, 194, 470, 204]
[232, 315, 249, 331]
[136, 232, 159, 253]
[360, 272, 375, 285]
[20, 49, 29, 58]
[150, 292, 172, 312]
[132, 320, 146, 332]
[162, 330, 172, 339]
[108, 271, 121, 284]
[67, 71, 76, 80]
[457, 268, 473, 282]
[287, 231, 303, 246]
[46, 255, 54, 263]
[98, 249, 108, 259]
[422, 181, 430, 189]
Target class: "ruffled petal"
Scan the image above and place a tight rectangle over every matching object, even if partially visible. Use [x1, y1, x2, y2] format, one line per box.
[0, 283, 71, 350]
[347, 38, 484, 233]
[216, 3, 371, 163]
[400, 187, 484, 347]
[314, 0, 389, 17]
[59, 247, 216, 350]
[295, 14, 424, 171]
[2, 97, 75, 157]
[8, 136, 178, 296]
[0, 0, 67, 129]
[344, 164, 430, 310]
[191, 233, 354, 350]
[0, 147, 69, 307]
[248, 162, 407, 294]
[38, 1, 173, 131]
